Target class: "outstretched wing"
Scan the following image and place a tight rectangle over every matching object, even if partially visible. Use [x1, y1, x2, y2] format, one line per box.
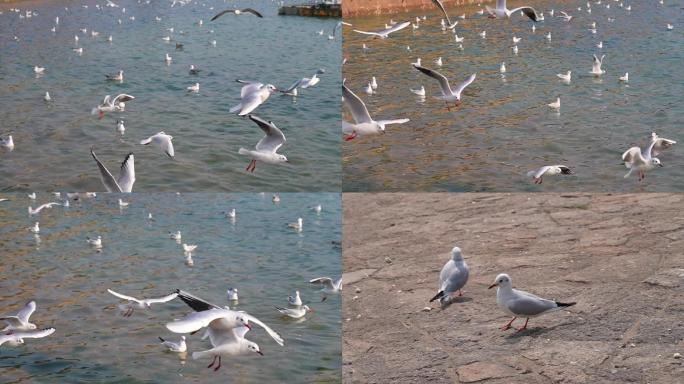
[16, 301, 36, 324]
[453, 74, 477, 99]
[431, 0, 453, 26]
[112, 94, 135, 104]
[242, 313, 284, 346]
[146, 292, 179, 304]
[107, 289, 140, 303]
[166, 309, 233, 334]
[310, 277, 335, 290]
[176, 289, 221, 311]
[249, 115, 286, 153]
[510, 6, 539, 21]
[116, 153, 135, 193]
[622, 147, 645, 167]
[413, 65, 453, 96]
[91, 149, 123, 192]
[342, 84, 373, 124]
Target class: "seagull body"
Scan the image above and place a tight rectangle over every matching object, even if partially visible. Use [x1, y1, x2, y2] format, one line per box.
[288, 291, 302, 306]
[187, 83, 200, 93]
[489, 273, 576, 332]
[226, 288, 239, 301]
[429, 247, 469, 308]
[557, 71, 572, 82]
[485, 0, 540, 21]
[90, 149, 135, 192]
[364, 82, 374, 95]
[165, 53, 172, 64]
[230, 81, 278, 116]
[434, 57, 443, 66]
[548, 97, 560, 109]
[454, 34, 464, 42]
[118, 199, 129, 207]
[1, 301, 37, 331]
[44, 92, 51, 101]
[276, 305, 311, 319]
[182, 244, 197, 253]
[512, 45, 518, 54]
[342, 84, 409, 140]
[170, 231, 182, 240]
[73, 47, 83, 54]
[0, 135, 14, 150]
[370, 76, 378, 90]
[619, 73, 629, 82]
[410, 86, 426, 96]
[527, 165, 572, 184]
[159, 336, 186, 352]
[211, 8, 263, 21]
[34, 66, 45, 74]
[140, 132, 175, 159]
[288, 217, 303, 231]
[310, 277, 342, 301]
[116, 120, 125, 135]
[105, 70, 124, 82]
[622, 133, 673, 181]
[192, 325, 262, 371]
[352, 21, 411, 39]
[86, 236, 102, 248]
[29, 222, 40, 233]
[107, 289, 178, 317]
[413, 65, 476, 107]
[28, 202, 60, 215]
[500, 62, 506, 73]
[226, 208, 236, 219]
[591, 54, 605, 76]
[238, 115, 288, 172]
[0, 328, 55, 347]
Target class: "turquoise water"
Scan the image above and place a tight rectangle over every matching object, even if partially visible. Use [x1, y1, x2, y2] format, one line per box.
[342, 0, 684, 192]
[0, 193, 341, 382]
[0, 0, 341, 192]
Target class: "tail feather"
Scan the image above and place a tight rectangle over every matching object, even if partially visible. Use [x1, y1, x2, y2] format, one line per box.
[238, 148, 250, 155]
[192, 349, 213, 360]
[555, 301, 576, 308]
[429, 290, 445, 303]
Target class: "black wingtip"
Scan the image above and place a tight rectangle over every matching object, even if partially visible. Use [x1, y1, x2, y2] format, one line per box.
[158, 337, 165, 342]
[429, 291, 444, 303]
[556, 301, 576, 307]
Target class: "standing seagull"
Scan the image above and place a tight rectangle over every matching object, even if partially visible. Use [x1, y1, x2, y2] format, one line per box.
[211, 8, 263, 21]
[342, 84, 409, 141]
[413, 65, 476, 109]
[309, 277, 342, 301]
[485, 0, 540, 21]
[140, 132, 175, 159]
[230, 81, 279, 116]
[429, 246, 469, 308]
[591, 54, 606, 76]
[352, 21, 411, 39]
[238, 115, 288, 173]
[90, 149, 135, 192]
[431, 0, 458, 29]
[488, 273, 576, 332]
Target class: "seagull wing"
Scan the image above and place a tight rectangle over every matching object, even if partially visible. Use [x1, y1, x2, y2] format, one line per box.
[91, 149, 123, 192]
[431, 0, 453, 25]
[382, 21, 411, 36]
[236, 91, 263, 116]
[210, 9, 236, 21]
[352, 29, 382, 37]
[242, 8, 263, 17]
[282, 79, 303, 93]
[107, 289, 141, 303]
[16, 301, 36, 324]
[146, 292, 179, 304]
[242, 312, 284, 346]
[650, 134, 676, 157]
[453, 73, 476, 99]
[239, 82, 263, 98]
[176, 289, 222, 311]
[413, 65, 453, 96]
[376, 119, 410, 126]
[0, 316, 23, 327]
[166, 308, 233, 334]
[509, 6, 539, 21]
[116, 153, 135, 193]
[112, 94, 135, 104]
[622, 147, 646, 167]
[310, 277, 335, 290]
[14, 328, 56, 340]
[342, 84, 373, 124]
[249, 115, 286, 153]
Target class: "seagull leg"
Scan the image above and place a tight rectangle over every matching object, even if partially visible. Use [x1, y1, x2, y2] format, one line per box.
[501, 316, 517, 331]
[207, 355, 217, 369]
[250, 160, 257, 173]
[516, 318, 529, 333]
[344, 132, 358, 141]
[213, 356, 221, 372]
[457, 289, 464, 297]
[98, 111, 104, 120]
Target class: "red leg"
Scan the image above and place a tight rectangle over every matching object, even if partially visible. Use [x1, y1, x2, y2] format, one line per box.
[458, 289, 463, 297]
[207, 355, 217, 369]
[250, 160, 256, 173]
[98, 111, 104, 119]
[344, 132, 358, 141]
[516, 318, 529, 332]
[501, 316, 516, 331]
[213, 356, 221, 372]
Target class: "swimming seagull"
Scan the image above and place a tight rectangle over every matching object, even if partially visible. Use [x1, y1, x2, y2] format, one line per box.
[230, 81, 279, 116]
[591, 54, 605, 76]
[107, 289, 178, 317]
[557, 71, 572, 82]
[238, 115, 288, 173]
[91, 149, 134, 192]
[309, 277, 342, 301]
[182, 244, 197, 253]
[116, 120, 125, 135]
[92, 94, 135, 118]
[188, 64, 201, 75]
[140, 132, 175, 159]
[87, 235, 102, 248]
[0, 328, 55, 347]
[410, 86, 426, 96]
[159, 336, 186, 352]
[29, 222, 40, 234]
[275, 305, 311, 319]
[28, 202, 60, 215]
[342, 84, 409, 141]
[211, 8, 263, 21]
[227, 288, 239, 301]
[288, 291, 302, 306]
[431, 0, 459, 29]
[500, 62, 506, 73]
[413, 65, 476, 109]
[34, 66, 45, 74]
[429, 246, 469, 309]
[526, 165, 572, 184]
[352, 21, 411, 39]
[619, 73, 629, 82]
[485, 0, 540, 21]
[170, 231, 182, 240]
[489, 273, 576, 332]
[118, 199, 129, 207]
[187, 83, 200, 93]
[105, 70, 124, 82]
[548, 97, 560, 109]
[1, 301, 38, 331]
[0, 135, 14, 151]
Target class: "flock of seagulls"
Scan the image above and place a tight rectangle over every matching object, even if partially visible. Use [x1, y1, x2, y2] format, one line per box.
[342, 0, 679, 185]
[430, 246, 576, 332]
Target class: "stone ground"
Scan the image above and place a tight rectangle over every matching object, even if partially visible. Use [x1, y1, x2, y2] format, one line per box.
[342, 193, 684, 383]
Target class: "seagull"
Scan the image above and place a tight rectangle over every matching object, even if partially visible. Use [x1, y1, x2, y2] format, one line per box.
[413, 65, 476, 108]
[431, 0, 458, 29]
[648, 132, 676, 157]
[548, 97, 560, 110]
[370, 76, 378, 90]
[434, 57, 443, 66]
[105, 70, 124, 82]
[225, 208, 236, 219]
[489, 273, 576, 332]
[226, 288, 239, 301]
[92, 94, 135, 118]
[159, 336, 186, 352]
[187, 83, 200, 93]
[591, 54, 606, 76]
[512, 36, 521, 43]
[272, 194, 280, 204]
[500, 62, 506, 73]
[352, 21, 411, 39]
[557, 71, 572, 82]
[86, 235, 102, 248]
[28, 202, 60, 215]
[165, 53, 172, 64]
[342, 84, 409, 141]
[410, 86, 426, 96]
[622, 134, 673, 181]
[619, 72, 629, 82]
[0, 135, 14, 151]
[411, 58, 421, 66]
[288, 291, 302, 306]
[275, 305, 311, 319]
[309, 203, 320, 213]
[28, 193, 37, 200]
[288, 218, 303, 231]
[1, 301, 38, 331]
[118, 199, 129, 207]
[230, 81, 279, 116]
[107, 289, 178, 317]
[310, 277, 342, 301]
[238, 115, 288, 173]
[182, 244, 197, 253]
[29, 222, 40, 234]
[544, 32, 552, 41]
[512, 45, 518, 54]
[90, 149, 135, 192]
[485, 0, 540, 21]
[170, 231, 182, 240]
[596, 41, 603, 49]
[479, 30, 487, 38]
[34, 66, 45, 74]
[454, 34, 464, 42]
[0, 328, 55, 347]
[429, 246, 469, 308]
[116, 120, 125, 135]
[140, 132, 175, 159]
[211, 8, 263, 21]
[666, 24, 673, 30]
[364, 82, 374, 95]
[527, 165, 572, 184]
[557, 11, 573, 21]
[188, 64, 201, 75]
[191, 325, 262, 371]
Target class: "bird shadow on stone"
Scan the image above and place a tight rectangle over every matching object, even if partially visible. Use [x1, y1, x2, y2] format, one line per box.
[503, 324, 564, 342]
[440, 296, 473, 310]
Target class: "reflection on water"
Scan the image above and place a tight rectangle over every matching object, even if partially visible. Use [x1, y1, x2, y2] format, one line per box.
[0, 193, 341, 382]
[0, 0, 341, 192]
[342, 1, 684, 192]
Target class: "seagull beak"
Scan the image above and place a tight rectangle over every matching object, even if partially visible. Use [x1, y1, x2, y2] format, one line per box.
[245, 324, 252, 330]
[659, 164, 664, 167]
[488, 283, 498, 289]
[257, 350, 264, 356]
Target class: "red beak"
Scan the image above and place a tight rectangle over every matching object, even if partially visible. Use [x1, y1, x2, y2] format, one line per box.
[245, 324, 252, 330]
[488, 283, 497, 289]
[257, 350, 264, 356]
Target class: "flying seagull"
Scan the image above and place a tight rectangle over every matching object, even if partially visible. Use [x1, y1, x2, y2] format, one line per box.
[485, 0, 540, 21]
[211, 8, 263, 21]
[90, 148, 135, 192]
[413, 65, 476, 108]
[431, 0, 458, 29]
[352, 21, 411, 39]
[342, 84, 409, 141]
[238, 115, 288, 172]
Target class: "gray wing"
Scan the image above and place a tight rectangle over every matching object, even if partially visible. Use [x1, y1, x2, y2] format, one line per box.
[310, 277, 335, 289]
[241, 8, 264, 17]
[14, 328, 56, 340]
[0, 316, 23, 327]
[116, 153, 135, 193]
[413, 65, 453, 96]
[249, 115, 286, 153]
[650, 133, 676, 157]
[506, 290, 558, 316]
[112, 94, 135, 104]
[242, 313, 284, 346]
[239, 82, 263, 98]
[431, 0, 453, 25]
[16, 301, 36, 324]
[454, 74, 476, 99]
[91, 149, 123, 192]
[592, 55, 603, 72]
[282, 79, 303, 93]
[146, 292, 179, 304]
[342, 84, 372, 124]
[382, 21, 411, 36]
[211, 9, 237, 21]
[622, 147, 646, 167]
[166, 308, 234, 334]
[107, 289, 140, 303]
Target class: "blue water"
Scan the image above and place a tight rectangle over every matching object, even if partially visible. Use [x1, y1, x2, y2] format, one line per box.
[342, 0, 684, 192]
[0, 192, 341, 382]
[0, 0, 341, 192]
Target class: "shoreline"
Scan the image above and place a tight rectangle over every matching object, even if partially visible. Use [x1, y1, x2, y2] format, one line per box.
[342, 0, 495, 18]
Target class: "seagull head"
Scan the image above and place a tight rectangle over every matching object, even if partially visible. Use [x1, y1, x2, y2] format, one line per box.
[278, 154, 288, 163]
[248, 341, 263, 356]
[266, 84, 279, 93]
[488, 273, 511, 289]
[652, 158, 663, 167]
[451, 246, 464, 261]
